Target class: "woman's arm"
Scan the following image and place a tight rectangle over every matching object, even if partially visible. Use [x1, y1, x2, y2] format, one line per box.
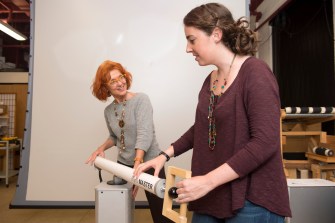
[133, 145, 175, 178]
[134, 148, 145, 165]
[175, 163, 239, 203]
[134, 94, 155, 152]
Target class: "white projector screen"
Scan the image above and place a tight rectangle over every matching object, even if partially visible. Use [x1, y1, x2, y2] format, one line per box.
[12, 0, 246, 206]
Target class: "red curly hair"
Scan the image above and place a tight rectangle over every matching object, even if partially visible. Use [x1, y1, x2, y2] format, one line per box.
[91, 60, 132, 101]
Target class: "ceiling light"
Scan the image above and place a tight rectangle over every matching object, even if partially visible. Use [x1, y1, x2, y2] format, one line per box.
[0, 20, 27, 41]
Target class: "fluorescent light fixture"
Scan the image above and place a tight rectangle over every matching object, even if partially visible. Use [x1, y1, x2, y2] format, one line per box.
[0, 20, 27, 41]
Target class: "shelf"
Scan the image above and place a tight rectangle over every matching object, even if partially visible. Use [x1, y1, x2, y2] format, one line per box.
[282, 114, 335, 124]
[0, 169, 18, 178]
[0, 139, 21, 187]
[0, 144, 20, 150]
[281, 110, 335, 125]
[282, 131, 325, 136]
[306, 152, 335, 163]
[282, 131, 327, 144]
[280, 109, 335, 180]
[283, 159, 310, 169]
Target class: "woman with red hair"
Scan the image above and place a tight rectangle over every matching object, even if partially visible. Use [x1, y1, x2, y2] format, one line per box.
[86, 60, 173, 223]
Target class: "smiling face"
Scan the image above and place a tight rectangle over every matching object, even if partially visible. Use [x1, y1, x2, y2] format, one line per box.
[184, 26, 218, 66]
[107, 69, 128, 100]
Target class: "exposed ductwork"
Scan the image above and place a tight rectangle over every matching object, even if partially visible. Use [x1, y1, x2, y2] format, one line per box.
[11, 0, 30, 17]
[0, 0, 30, 23]
[0, 0, 30, 70]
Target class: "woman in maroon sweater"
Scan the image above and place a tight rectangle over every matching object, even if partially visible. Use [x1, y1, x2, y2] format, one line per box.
[135, 3, 291, 223]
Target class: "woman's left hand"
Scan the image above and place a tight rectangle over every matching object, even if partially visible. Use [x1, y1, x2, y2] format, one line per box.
[132, 162, 141, 199]
[174, 175, 215, 203]
[132, 185, 139, 199]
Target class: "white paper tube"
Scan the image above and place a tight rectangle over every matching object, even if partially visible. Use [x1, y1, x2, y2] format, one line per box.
[94, 156, 166, 198]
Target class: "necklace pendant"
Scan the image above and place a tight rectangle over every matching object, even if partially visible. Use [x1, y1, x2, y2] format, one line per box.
[119, 120, 125, 128]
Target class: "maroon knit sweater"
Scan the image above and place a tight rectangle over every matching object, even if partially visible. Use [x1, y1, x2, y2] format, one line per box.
[172, 57, 291, 218]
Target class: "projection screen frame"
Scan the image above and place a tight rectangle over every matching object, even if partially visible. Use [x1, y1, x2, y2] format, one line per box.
[10, 0, 247, 208]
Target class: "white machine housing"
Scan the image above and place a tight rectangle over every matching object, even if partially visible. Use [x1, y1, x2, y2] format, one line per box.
[95, 182, 134, 223]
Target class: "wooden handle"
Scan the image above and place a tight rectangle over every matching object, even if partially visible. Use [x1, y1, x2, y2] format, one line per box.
[163, 166, 192, 223]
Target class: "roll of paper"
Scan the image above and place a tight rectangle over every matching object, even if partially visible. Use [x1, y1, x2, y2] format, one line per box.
[94, 156, 166, 198]
[312, 147, 334, 157]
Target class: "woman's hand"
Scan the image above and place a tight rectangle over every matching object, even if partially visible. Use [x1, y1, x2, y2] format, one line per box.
[134, 146, 174, 178]
[174, 163, 239, 203]
[86, 138, 114, 165]
[85, 149, 105, 165]
[132, 185, 139, 199]
[131, 161, 142, 199]
[133, 155, 166, 178]
[174, 175, 214, 203]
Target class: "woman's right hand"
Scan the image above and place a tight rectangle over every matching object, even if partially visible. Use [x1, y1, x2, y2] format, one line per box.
[134, 146, 174, 177]
[85, 149, 105, 165]
[133, 155, 166, 178]
[86, 138, 114, 165]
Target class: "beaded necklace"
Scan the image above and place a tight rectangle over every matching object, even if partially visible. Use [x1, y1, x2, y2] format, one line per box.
[212, 53, 237, 95]
[208, 54, 236, 150]
[113, 100, 126, 152]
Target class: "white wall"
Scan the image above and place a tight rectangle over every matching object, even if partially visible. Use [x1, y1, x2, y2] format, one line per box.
[12, 0, 246, 206]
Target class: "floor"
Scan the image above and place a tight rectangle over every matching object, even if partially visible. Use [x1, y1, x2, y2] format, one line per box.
[0, 176, 193, 223]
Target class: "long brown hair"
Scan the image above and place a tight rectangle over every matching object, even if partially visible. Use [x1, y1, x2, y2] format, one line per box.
[91, 60, 132, 101]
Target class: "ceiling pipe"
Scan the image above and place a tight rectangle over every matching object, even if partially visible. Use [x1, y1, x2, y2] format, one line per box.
[12, 0, 30, 17]
[0, 44, 29, 48]
[0, 10, 30, 14]
[0, 1, 12, 23]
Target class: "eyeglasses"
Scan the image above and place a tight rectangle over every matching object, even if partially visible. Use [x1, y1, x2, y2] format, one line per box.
[109, 74, 126, 87]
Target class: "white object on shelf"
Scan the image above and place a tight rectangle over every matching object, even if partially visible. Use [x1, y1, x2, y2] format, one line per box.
[0, 139, 21, 187]
[0, 115, 9, 136]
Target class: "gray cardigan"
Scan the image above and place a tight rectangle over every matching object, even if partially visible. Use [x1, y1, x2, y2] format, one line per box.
[104, 93, 160, 166]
